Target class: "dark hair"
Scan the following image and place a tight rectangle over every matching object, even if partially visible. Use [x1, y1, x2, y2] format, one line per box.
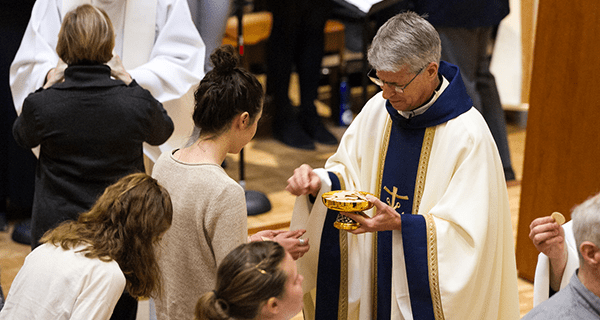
[192, 45, 264, 137]
[194, 241, 287, 320]
[41, 173, 173, 298]
[56, 4, 115, 65]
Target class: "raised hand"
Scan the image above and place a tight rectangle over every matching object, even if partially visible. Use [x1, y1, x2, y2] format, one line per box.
[43, 59, 68, 89]
[529, 216, 568, 290]
[286, 164, 321, 197]
[529, 216, 566, 261]
[106, 54, 132, 85]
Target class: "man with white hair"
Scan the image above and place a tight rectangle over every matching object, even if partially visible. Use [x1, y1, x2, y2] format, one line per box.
[523, 192, 600, 319]
[530, 217, 578, 306]
[287, 11, 519, 320]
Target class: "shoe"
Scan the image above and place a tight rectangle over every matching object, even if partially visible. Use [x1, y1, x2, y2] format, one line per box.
[308, 122, 338, 145]
[0, 212, 7, 232]
[273, 121, 315, 150]
[300, 117, 338, 145]
[504, 167, 516, 182]
[11, 219, 31, 245]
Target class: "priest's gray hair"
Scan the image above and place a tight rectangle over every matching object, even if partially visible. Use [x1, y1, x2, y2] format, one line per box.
[367, 11, 441, 74]
[572, 192, 600, 264]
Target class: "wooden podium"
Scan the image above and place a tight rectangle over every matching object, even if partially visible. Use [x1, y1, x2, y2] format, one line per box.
[515, 1, 600, 281]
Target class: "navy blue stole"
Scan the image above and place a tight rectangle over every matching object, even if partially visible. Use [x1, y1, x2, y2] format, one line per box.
[315, 172, 343, 319]
[377, 122, 434, 320]
[312, 61, 472, 319]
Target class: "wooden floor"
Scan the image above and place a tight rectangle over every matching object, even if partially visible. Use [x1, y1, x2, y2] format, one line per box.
[0, 90, 533, 317]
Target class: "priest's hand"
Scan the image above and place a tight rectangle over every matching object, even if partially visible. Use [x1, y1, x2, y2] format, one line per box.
[341, 195, 402, 234]
[286, 164, 321, 197]
[107, 54, 133, 85]
[44, 59, 67, 89]
[529, 216, 567, 291]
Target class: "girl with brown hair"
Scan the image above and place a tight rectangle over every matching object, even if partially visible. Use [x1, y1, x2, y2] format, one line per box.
[0, 173, 173, 319]
[151, 45, 309, 320]
[195, 241, 304, 320]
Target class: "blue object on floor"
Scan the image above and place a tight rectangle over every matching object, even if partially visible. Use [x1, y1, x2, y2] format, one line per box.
[11, 219, 31, 245]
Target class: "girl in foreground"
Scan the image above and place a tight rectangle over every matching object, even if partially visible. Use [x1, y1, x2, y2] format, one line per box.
[0, 173, 173, 319]
[151, 45, 309, 320]
[195, 241, 304, 320]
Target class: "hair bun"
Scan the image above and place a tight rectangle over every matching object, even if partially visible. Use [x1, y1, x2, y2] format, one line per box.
[215, 297, 230, 316]
[210, 45, 239, 75]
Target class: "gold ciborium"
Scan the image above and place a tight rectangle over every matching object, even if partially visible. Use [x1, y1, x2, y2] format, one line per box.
[322, 190, 374, 231]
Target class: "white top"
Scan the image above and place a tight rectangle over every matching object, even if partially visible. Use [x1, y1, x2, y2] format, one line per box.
[341, 0, 388, 13]
[9, 0, 205, 160]
[0, 243, 126, 320]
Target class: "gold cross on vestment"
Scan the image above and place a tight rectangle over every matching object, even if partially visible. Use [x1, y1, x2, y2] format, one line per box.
[383, 186, 409, 213]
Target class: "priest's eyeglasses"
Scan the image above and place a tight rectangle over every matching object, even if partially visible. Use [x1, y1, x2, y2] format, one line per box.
[368, 66, 425, 93]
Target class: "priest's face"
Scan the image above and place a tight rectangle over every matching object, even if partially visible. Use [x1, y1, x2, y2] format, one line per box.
[378, 63, 439, 112]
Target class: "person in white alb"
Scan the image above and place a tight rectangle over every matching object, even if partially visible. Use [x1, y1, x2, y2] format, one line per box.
[524, 193, 600, 319]
[10, 0, 205, 162]
[286, 11, 519, 320]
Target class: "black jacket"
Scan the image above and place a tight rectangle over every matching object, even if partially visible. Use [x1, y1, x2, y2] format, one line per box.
[13, 64, 174, 247]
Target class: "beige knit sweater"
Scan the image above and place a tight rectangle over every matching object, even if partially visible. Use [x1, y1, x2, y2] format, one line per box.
[152, 150, 247, 320]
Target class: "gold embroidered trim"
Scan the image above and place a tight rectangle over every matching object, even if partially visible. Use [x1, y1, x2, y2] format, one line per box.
[331, 171, 348, 319]
[372, 231, 378, 320]
[412, 127, 436, 215]
[413, 127, 443, 318]
[333, 172, 348, 319]
[333, 171, 346, 191]
[375, 118, 392, 197]
[372, 118, 392, 319]
[303, 291, 316, 320]
[338, 230, 349, 319]
[424, 214, 444, 320]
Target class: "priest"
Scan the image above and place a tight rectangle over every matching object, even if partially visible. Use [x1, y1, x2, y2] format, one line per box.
[10, 0, 205, 162]
[286, 12, 519, 320]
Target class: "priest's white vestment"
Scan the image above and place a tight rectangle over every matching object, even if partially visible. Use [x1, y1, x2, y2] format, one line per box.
[291, 63, 519, 320]
[10, 0, 205, 161]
